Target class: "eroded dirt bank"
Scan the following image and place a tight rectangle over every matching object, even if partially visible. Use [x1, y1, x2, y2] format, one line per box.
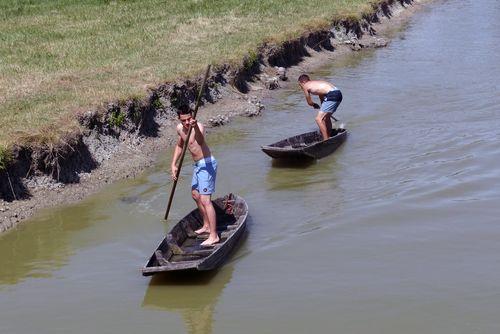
[0, 0, 431, 233]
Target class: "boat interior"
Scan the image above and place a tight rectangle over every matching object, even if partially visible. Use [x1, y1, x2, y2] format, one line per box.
[153, 195, 243, 265]
[275, 128, 345, 149]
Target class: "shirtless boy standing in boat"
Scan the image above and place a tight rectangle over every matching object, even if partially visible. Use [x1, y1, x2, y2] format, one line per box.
[171, 106, 219, 246]
[298, 74, 343, 140]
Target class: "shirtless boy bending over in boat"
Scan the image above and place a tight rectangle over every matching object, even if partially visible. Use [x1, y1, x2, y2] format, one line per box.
[298, 74, 343, 141]
[171, 106, 219, 246]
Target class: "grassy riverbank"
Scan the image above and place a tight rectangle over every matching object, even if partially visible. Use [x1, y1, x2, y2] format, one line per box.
[0, 0, 381, 153]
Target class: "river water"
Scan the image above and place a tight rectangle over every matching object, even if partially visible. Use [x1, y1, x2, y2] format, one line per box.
[1, 0, 500, 333]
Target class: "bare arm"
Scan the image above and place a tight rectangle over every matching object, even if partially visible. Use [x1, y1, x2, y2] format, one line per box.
[170, 127, 184, 180]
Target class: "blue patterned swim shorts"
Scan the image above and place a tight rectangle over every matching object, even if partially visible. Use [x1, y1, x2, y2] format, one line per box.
[191, 156, 217, 195]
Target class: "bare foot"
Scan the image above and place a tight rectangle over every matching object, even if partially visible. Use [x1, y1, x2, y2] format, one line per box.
[195, 226, 210, 234]
[200, 236, 220, 247]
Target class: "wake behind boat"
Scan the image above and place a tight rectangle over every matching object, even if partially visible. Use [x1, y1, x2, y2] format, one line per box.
[142, 193, 248, 275]
[261, 127, 347, 160]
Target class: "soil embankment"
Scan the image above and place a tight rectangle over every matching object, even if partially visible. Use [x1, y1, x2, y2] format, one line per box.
[0, 0, 431, 233]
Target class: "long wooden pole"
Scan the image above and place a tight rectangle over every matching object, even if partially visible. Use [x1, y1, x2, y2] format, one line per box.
[164, 65, 211, 220]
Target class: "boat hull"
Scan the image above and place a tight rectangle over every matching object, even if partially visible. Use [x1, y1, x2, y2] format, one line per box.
[261, 128, 347, 160]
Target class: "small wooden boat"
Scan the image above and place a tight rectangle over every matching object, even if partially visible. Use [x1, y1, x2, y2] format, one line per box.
[261, 128, 347, 160]
[142, 193, 248, 275]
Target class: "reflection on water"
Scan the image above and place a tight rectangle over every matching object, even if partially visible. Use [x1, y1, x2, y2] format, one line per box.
[266, 154, 344, 193]
[0, 206, 94, 286]
[270, 158, 316, 169]
[142, 268, 233, 334]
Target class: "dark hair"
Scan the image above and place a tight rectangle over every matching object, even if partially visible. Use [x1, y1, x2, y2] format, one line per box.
[176, 104, 192, 116]
[298, 74, 310, 83]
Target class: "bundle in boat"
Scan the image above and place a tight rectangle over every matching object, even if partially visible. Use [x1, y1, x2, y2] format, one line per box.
[261, 128, 347, 160]
[142, 193, 248, 275]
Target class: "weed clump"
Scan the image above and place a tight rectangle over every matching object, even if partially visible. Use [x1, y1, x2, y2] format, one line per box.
[109, 110, 126, 128]
[243, 50, 260, 72]
[0, 146, 12, 171]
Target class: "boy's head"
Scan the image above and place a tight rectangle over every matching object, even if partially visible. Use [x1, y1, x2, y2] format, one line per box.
[177, 104, 192, 116]
[177, 105, 192, 129]
[298, 74, 310, 85]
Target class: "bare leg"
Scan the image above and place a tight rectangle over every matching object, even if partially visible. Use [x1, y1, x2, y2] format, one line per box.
[199, 194, 219, 246]
[192, 190, 210, 234]
[315, 111, 330, 141]
[325, 114, 333, 137]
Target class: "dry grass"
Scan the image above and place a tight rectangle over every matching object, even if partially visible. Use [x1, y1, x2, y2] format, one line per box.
[0, 0, 383, 151]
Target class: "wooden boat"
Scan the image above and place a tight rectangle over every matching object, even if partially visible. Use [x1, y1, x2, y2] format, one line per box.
[261, 128, 347, 160]
[142, 193, 248, 275]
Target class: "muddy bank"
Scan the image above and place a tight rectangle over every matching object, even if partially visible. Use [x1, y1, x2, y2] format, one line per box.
[0, 0, 431, 233]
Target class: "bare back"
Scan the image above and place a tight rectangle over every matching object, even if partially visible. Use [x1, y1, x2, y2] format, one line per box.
[302, 80, 336, 96]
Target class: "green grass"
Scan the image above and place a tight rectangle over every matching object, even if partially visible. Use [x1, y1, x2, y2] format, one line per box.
[0, 0, 382, 148]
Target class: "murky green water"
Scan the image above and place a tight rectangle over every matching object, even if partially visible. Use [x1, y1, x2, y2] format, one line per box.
[2, 1, 500, 333]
